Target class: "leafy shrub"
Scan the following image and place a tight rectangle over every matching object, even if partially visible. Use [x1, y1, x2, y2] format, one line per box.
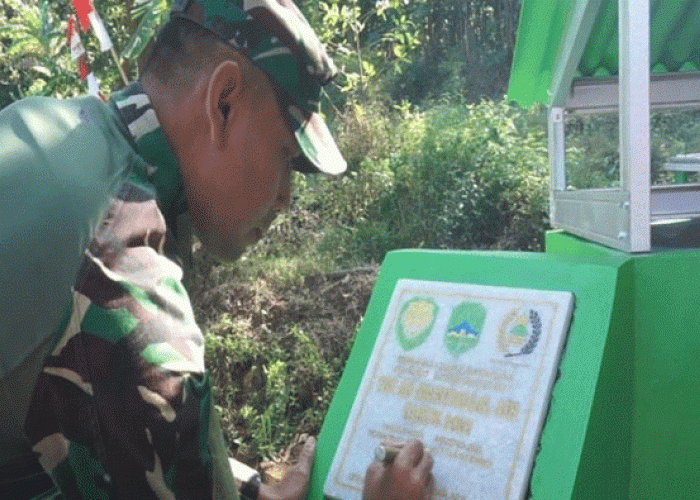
[431, 100, 549, 250]
[305, 99, 550, 263]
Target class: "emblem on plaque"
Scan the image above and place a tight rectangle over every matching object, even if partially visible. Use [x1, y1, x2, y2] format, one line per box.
[396, 297, 438, 351]
[444, 301, 487, 356]
[498, 308, 542, 357]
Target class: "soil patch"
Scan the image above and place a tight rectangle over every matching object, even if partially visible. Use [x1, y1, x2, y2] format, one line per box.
[189, 246, 378, 470]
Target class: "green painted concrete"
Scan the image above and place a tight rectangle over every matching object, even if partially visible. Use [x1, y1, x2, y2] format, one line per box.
[548, 231, 700, 499]
[311, 245, 632, 499]
[311, 234, 700, 499]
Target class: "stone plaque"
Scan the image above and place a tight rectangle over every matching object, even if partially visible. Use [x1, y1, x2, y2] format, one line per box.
[324, 279, 574, 500]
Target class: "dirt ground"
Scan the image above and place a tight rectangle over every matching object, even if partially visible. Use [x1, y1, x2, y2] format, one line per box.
[188, 246, 378, 475]
[190, 248, 378, 364]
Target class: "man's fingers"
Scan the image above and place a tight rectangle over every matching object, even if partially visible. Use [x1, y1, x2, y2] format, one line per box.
[264, 437, 317, 500]
[415, 449, 433, 486]
[363, 440, 434, 500]
[292, 435, 316, 475]
[285, 435, 316, 478]
[362, 461, 387, 500]
[395, 439, 424, 468]
[424, 472, 435, 499]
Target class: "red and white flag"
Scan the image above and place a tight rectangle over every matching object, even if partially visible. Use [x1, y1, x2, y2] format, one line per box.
[71, 0, 92, 32]
[67, 14, 101, 96]
[87, 10, 113, 52]
[71, 0, 113, 52]
[86, 73, 100, 96]
[66, 16, 85, 60]
[77, 54, 89, 80]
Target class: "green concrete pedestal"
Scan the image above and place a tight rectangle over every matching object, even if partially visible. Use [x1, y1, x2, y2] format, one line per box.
[547, 231, 700, 499]
[310, 233, 700, 499]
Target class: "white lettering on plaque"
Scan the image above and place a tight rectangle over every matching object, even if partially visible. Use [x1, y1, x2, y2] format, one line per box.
[323, 279, 574, 500]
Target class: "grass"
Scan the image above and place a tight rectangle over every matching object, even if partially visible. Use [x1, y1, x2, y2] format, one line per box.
[191, 242, 378, 466]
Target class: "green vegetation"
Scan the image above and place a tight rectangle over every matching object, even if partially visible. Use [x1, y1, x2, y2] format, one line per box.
[205, 319, 337, 461]
[302, 99, 549, 265]
[190, 252, 376, 465]
[565, 109, 700, 189]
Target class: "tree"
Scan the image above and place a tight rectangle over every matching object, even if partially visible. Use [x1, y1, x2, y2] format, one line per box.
[0, 0, 171, 108]
[400, 0, 520, 103]
[0, 0, 76, 105]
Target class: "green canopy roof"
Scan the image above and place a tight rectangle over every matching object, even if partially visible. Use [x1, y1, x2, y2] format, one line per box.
[508, 0, 700, 108]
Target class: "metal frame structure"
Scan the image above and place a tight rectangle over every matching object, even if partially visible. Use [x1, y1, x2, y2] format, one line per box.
[547, 0, 700, 252]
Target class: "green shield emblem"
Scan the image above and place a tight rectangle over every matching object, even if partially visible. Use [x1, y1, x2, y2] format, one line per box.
[444, 301, 487, 356]
[396, 298, 438, 351]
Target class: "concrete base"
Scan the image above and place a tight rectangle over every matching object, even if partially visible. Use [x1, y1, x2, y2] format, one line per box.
[310, 235, 700, 499]
[311, 243, 628, 499]
[546, 230, 700, 499]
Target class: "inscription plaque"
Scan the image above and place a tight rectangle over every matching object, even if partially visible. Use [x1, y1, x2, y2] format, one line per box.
[323, 279, 574, 500]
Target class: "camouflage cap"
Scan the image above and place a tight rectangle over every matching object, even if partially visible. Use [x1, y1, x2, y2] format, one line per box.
[171, 0, 347, 175]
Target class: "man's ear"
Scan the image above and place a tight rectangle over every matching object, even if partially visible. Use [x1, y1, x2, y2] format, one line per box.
[205, 59, 243, 148]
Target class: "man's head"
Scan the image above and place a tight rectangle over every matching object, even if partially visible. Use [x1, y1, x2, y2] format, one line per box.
[141, 0, 345, 261]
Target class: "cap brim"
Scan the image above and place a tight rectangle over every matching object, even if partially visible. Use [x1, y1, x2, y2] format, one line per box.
[288, 108, 347, 175]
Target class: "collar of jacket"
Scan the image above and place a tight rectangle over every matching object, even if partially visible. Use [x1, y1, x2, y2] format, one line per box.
[109, 82, 187, 224]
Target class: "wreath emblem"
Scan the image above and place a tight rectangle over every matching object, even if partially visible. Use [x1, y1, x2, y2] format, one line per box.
[498, 308, 542, 357]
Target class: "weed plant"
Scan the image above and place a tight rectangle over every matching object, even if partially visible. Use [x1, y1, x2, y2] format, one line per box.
[206, 317, 339, 463]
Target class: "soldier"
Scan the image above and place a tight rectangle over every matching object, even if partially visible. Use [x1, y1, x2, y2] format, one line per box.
[0, 0, 434, 499]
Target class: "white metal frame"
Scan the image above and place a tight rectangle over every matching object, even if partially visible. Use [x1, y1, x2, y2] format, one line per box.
[619, 0, 650, 251]
[567, 72, 700, 114]
[546, 0, 700, 252]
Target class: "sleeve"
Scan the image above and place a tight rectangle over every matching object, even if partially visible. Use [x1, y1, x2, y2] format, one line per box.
[0, 96, 130, 377]
[23, 182, 239, 500]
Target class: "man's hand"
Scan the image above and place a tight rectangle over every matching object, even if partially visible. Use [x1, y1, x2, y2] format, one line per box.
[258, 436, 316, 500]
[362, 440, 434, 500]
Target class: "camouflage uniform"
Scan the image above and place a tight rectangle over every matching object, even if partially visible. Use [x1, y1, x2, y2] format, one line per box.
[1, 0, 344, 498]
[20, 83, 238, 500]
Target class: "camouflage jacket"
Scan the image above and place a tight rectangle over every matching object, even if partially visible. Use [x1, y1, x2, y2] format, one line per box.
[21, 84, 239, 500]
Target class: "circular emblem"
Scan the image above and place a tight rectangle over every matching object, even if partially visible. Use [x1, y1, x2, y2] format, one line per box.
[498, 308, 542, 357]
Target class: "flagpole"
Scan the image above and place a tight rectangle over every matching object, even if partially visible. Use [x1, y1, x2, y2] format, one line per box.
[72, 0, 129, 86]
[110, 46, 129, 85]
